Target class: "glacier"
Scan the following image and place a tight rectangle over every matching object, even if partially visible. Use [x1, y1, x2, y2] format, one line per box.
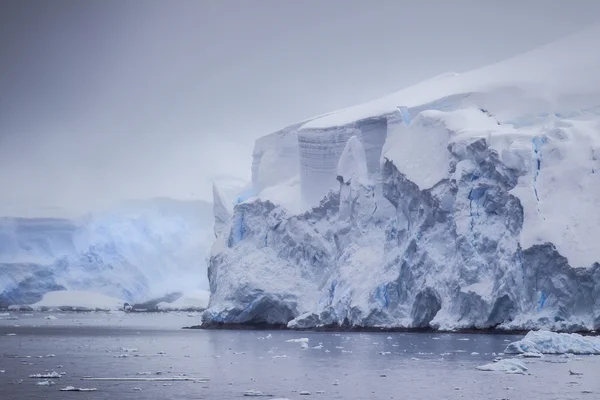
[204, 26, 600, 331]
[0, 198, 214, 307]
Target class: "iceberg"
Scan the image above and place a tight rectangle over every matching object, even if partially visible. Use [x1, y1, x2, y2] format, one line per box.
[204, 26, 600, 331]
[505, 331, 600, 355]
[0, 198, 214, 307]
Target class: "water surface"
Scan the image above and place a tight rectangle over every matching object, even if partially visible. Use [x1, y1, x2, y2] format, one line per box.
[1, 312, 598, 399]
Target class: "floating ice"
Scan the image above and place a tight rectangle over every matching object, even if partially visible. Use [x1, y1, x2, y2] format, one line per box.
[476, 359, 528, 374]
[36, 380, 55, 386]
[243, 390, 272, 397]
[505, 331, 600, 355]
[59, 386, 97, 392]
[30, 371, 61, 379]
[286, 338, 309, 343]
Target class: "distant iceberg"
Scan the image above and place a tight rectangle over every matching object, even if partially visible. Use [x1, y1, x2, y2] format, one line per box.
[0, 198, 214, 308]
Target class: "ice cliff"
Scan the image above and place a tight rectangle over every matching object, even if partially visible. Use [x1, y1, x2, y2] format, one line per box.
[204, 26, 600, 331]
[0, 198, 213, 307]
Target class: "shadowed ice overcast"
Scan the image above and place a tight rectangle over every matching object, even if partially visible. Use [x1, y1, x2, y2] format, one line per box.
[1, 0, 599, 217]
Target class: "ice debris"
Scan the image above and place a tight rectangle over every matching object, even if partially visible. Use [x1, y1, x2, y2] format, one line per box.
[476, 359, 528, 374]
[60, 386, 97, 392]
[286, 338, 309, 343]
[243, 390, 272, 396]
[30, 371, 61, 379]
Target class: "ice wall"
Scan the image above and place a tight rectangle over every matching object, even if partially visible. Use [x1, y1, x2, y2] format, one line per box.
[251, 122, 304, 192]
[298, 126, 357, 206]
[298, 117, 389, 206]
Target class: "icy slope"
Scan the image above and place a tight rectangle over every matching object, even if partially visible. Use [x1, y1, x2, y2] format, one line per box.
[204, 26, 600, 331]
[0, 198, 213, 307]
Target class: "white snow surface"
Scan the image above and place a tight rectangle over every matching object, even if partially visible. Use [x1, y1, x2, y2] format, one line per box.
[156, 290, 210, 311]
[32, 290, 125, 311]
[505, 331, 600, 355]
[205, 26, 600, 331]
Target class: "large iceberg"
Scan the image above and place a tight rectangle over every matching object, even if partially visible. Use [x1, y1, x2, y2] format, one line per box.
[204, 26, 600, 331]
[0, 198, 214, 307]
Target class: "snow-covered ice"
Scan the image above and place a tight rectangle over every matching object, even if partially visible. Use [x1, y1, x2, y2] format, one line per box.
[476, 359, 528, 374]
[29, 371, 61, 379]
[33, 291, 125, 311]
[203, 25, 600, 332]
[156, 290, 210, 311]
[286, 338, 309, 343]
[505, 331, 600, 355]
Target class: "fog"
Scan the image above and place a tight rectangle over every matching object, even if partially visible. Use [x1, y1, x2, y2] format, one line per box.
[1, 0, 599, 217]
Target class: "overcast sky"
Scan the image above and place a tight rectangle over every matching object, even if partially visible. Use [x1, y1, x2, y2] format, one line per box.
[1, 0, 599, 218]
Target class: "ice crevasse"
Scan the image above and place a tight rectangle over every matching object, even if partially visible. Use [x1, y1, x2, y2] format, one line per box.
[204, 26, 600, 331]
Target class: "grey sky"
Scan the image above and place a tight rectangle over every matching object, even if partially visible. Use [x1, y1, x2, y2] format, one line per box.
[1, 0, 599, 217]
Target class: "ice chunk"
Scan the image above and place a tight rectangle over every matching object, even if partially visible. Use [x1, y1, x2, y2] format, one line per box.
[476, 359, 528, 374]
[286, 338, 309, 343]
[505, 331, 600, 355]
[243, 390, 272, 397]
[30, 371, 61, 378]
[36, 380, 55, 386]
[59, 386, 97, 392]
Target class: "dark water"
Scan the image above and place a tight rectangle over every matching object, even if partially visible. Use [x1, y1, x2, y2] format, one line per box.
[1, 312, 598, 399]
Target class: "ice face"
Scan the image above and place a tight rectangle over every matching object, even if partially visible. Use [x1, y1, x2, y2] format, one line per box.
[0, 199, 214, 307]
[336, 136, 369, 186]
[251, 121, 305, 192]
[205, 26, 600, 331]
